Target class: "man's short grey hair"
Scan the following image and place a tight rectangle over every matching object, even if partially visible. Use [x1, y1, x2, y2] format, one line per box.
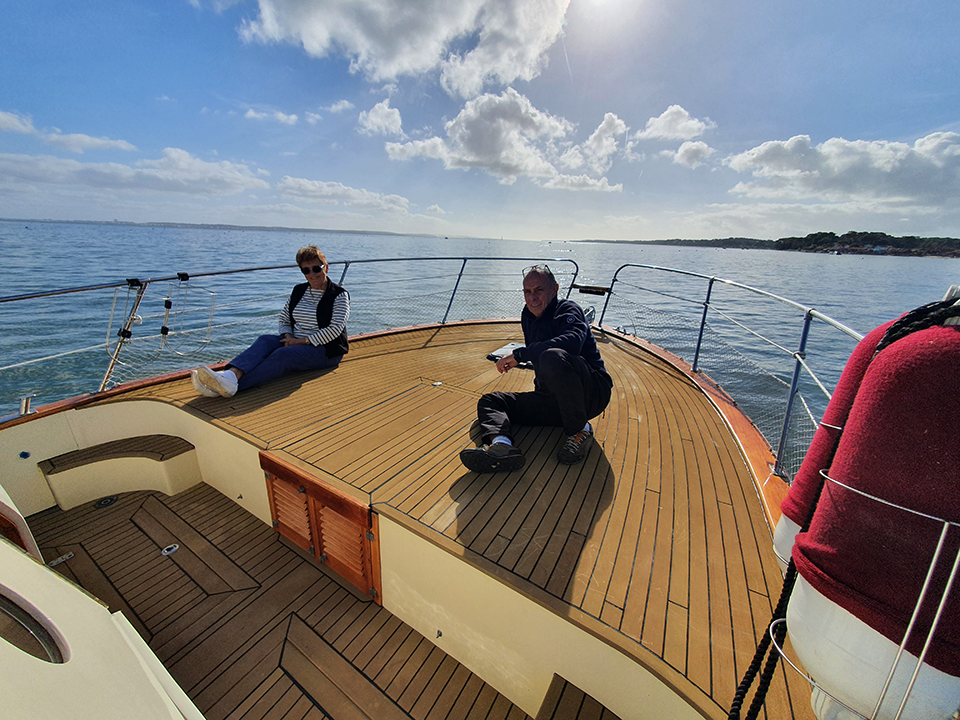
[522, 264, 557, 285]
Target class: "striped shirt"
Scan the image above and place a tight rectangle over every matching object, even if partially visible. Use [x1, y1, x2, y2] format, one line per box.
[278, 285, 350, 347]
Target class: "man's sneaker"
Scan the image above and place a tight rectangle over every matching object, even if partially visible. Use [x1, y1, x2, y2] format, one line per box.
[194, 366, 239, 398]
[558, 430, 593, 464]
[460, 442, 525, 473]
[191, 369, 219, 397]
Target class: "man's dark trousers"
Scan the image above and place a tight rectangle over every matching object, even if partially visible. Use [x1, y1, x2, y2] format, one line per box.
[477, 347, 612, 443]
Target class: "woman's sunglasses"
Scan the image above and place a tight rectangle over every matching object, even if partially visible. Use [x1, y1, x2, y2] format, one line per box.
[300, 265, 326, 275]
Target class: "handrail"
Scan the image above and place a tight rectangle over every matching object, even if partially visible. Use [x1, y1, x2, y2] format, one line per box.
[599, 263, 862, 340]
[0, 256, 580, 413]
[0, 256, 580, 305]
[1, 255, 856, 483]
[598, 263, 864, 481]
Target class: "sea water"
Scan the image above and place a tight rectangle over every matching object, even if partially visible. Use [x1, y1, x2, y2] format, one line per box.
[1, 218, 958, 413]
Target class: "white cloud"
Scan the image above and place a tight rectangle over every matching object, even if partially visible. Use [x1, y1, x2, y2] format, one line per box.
[622, 140, 645, 163]
[386, 88, 570, 184]
[427, 204, 446, 215]
[239, 0, 570, 98]
[41, 133, 137, 154]
[582, 112, 627, 174]
[306, 112, 322, 124]
[437, 0, 570, 97]
[0, 111, 37, 134]
[245, 108, 298, 125]
[276, 175, 410, 213]
[635, 105, 716, 141]
[0, 110, 136, 153]
[671, 140, 715, 168]
[325, 100, 355, 113]
[558, 146, 584, 170]
[0, 149, 269, 194]
[385, 88, 624, 191]
[541, 174, 622, 192]
[358, 99, 404, 137]
[726, 132, 960, 203]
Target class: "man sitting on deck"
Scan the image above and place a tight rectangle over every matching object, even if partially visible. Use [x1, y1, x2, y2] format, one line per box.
[460, 264, 613, 473]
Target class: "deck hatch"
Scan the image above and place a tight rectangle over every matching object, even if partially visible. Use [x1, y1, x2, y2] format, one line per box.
[261, 451, 381, 604]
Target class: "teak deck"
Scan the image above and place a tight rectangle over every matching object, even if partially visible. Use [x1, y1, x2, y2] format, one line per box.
[29, 321, 814, 720]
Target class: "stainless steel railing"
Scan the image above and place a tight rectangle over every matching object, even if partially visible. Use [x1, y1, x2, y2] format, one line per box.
[0, 257, 861, 481]
[0, 257, 578, 411]
[597, 263, 863, 480]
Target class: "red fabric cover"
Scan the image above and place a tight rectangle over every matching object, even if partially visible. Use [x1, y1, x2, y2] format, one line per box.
[792, 324, 960, 676]
[781, 320, 894, 526]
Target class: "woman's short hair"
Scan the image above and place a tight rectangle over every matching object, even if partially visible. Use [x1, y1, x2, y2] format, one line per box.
[296, 245, 327, 268]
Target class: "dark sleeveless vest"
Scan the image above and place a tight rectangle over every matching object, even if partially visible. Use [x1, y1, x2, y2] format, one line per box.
[288, 281, 349, 357]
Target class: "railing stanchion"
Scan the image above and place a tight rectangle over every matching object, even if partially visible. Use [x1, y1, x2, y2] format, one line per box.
[441, 259, 469, 325]
[597, 274, 618, 328]
[99, 279, 149, 392]
[692, 278, 715, 373]
[774, 310, 813, 478]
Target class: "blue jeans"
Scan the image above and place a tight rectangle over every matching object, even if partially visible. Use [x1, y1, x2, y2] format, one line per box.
[228, 335, 341, 392]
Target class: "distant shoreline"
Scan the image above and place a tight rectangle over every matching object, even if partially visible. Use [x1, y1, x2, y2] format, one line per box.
[4, 218, 959, 257]
[581, 233, 960, 258]
[1, 217, 416, 238]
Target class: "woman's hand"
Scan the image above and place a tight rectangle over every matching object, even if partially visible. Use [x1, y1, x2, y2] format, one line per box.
[280, 334, 309, 347]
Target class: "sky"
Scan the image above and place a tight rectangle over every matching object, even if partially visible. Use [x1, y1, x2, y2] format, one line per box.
[2, 0, 959, 242]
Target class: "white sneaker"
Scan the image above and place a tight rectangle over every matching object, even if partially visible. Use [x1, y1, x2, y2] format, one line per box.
[191, 369, 219, 397]
[194, 366, 239, 397]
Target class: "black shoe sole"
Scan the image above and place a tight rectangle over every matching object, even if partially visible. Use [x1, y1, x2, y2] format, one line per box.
[460, 448, 525, 473]
[557, 438, 592, 465]
[557, 451, 587, 465]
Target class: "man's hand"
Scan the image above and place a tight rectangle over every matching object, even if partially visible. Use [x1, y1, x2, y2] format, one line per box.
[496, 353, 519, 373]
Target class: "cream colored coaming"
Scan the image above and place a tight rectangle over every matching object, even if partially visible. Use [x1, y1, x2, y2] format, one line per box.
[377, 514, 703, 720]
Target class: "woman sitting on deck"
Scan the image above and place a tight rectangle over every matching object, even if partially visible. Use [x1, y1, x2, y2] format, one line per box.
[192, 245, 349, 398]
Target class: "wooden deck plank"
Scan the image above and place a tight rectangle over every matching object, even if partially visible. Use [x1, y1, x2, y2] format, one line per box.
[341, 605, 393, 660]
[281, 614, 410, 720]
[410, 654, 460, 718]
[527, 455, 610, 590]
[384, 637, 435, 701]
[396, 644, 447, 713]
[132, 496, 257, 594]
[574, 358, 643, 619]
[196, 624, 286, 719]
[367, 625, 419, 683]
[593, 361, 648, 613]
[353, 613, 405, 671]
[224, 667, 287, 720]
[169, 561, 322, 689]
[507, 449, 603, 582]
[459, 429, 558, 557]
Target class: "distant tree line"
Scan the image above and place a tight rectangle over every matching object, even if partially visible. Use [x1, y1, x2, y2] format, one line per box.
[636, 237, 773, 249]
[773, 231, 960, 257]
[606, 231, 960, 257]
